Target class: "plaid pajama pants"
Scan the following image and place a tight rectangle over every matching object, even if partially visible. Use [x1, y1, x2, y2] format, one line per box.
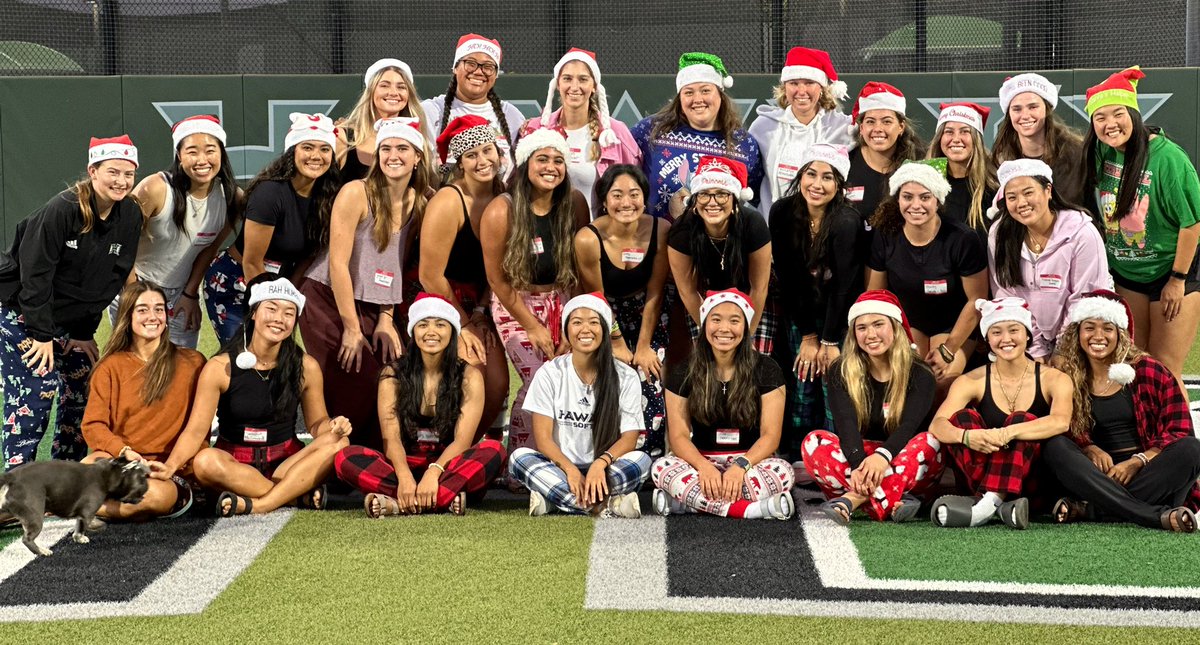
[651, 452, 795, 517]
[800, 430, 944, 521]
[334, 440, 507, 510]
[945, 409, 1042, 497]
[508, 447, 651, 514]
[214, 437, 304, 477]
[490, 290, 565, 456]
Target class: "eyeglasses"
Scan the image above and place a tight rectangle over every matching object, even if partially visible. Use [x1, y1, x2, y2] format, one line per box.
[459, 59, 498, 77]
[695, 192, 732, 205]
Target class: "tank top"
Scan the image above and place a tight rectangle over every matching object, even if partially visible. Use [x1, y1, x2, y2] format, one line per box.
[442, 186, 488, 287]
[135, 172, 227, 289]
[530, 212, 558, 286]
[405, 413, 450, 457]
[587, 220, 657, 298]
[216, 361, 297, 447]
[977, 362, 1051, 428]
[1090, 388, 1140, 455]
[340, 128, 372, 181]
[305, 186, 410, 305]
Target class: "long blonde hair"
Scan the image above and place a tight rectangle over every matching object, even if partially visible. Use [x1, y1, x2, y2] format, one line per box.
[838, 318, 923, 433]
[927, 125, 998, 231]
[1056, 321, 1146, 438]
[69, 162, 142, 234]
[342, 66, 437, 177]
[102, 281, 178, 405]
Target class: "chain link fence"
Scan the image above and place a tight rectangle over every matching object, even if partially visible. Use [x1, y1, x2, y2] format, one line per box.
[0, 0, 1194, 76]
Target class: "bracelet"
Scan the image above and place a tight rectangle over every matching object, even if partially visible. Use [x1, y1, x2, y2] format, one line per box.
[380, 310, 394, 318]
[118, 445, 131, 458]
[937, 343, 955, 364]
[1133, 452, 1149, 466]
[428, 463, 446, 473]
[180, 291, 199, 300]
[819, 340, 838, 347]
[1170, 270, 1190, 282]
[602, 450, 616, 463]
[962, 430, 971, 449]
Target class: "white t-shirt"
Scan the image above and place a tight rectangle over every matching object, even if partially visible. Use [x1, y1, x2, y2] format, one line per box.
[421, 95, 527, 180]
[523, 354, 645, 466]
[565, 126, 598, 216]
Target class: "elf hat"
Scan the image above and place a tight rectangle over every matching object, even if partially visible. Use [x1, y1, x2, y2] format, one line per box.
[284, 112, 337, 150]
[888, 159, 951, 204]
[363, 58, 413, 87]
[562, 292, 613, 333]
[171, 115, 227, 152]
[375, 117, 425, 152]
[676, 52, 733, 93]
[1085, 66, 1144, 117]
[514, 126, 570, 167]
[700, 289, 754, 326]
[976, 297, 1033, 337]
[797, 143, 850, 182]
[999, 73, 1059, 113]
[407, 292, 461, 336]
[690, 155, 753, 202]
[1066, 289, 1138, 384]
[852, 81, 906, 123]
[436, 115, 496, 165]
[988, 158, 1054, 219]
[88, 134, 138, 168]
[543, 48, 620, 149]
[937, 102, 990, 135]
[454, 33, 503, 68]
[780, 47, 848, 101]
[846, 290, 916, 349]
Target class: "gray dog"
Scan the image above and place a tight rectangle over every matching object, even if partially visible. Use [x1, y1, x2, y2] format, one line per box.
[0, 456, 150, 556]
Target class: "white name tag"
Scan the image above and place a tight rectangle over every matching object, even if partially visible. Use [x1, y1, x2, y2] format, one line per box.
[532, 237, 544, 254]
[416, 429, 440, 444]
[715, 429, 740, 445]
[924, 279, 948, 295]
[570, 146, 585, 164]
[1038, 274, 1063, 290]
[846, 186, 865, 202]
[776, 163, 799, 186]
[374, 270, 395, 288]
[243, 427, 268, 443]
[263, 260, 282, 275]
[194, 231, 218, 246]
[621, 248, 645, 264]
[882, 402, 891, 419]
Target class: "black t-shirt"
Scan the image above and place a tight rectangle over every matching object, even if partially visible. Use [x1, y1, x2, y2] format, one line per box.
[846, 147, 890, 224]
[667, 207, 771, 292]
[868, 218, 987, 335]
[826, 361, 936, 467]
[665, 354, 785, 452]
[234, 180, 314, 277]
[944, 175, 996, 248]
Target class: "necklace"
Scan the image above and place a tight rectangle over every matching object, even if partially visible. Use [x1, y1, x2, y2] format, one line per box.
[707, 235, 728, 271]
[252, 366, 272, 382]
[721, 380, 728, 395]
[994, 361, 1031, 413]
[1026, 232, 1048, 253]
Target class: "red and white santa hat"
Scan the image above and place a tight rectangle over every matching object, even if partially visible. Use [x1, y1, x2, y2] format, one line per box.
[543, 48, 619, 149]
[284, 112, 337, 150]
[1066, 289, 1137, 384]
[700, 289, 755, 325]
[852, 81, 906, 123]
[364, 58, 414, 87]
[937, 102, 990, 135]
[976, 297, 1033, 336]
[999, 73, 1059, 114]
[846, 290, 916, 349]
[454, 33, 503, 69]
[375, 117, 425, 152]
[515, 126, 570, 167]
[562, 292, 613, 332]
[171, 115, 227, 151]
[797, 143, 850, 181]
[436, 115, 497, 165]
[780, 46, 848, 101]
[690, 155, 753, 202]
[88, 134, 138, 168]
[888, 160, 951, 204]
[407, 292, 461, 336]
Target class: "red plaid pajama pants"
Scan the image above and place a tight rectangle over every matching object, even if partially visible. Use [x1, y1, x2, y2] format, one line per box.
[945, 409, 1041, 497]
[800, 430, 944, 521]
[334, 440, 507, 510]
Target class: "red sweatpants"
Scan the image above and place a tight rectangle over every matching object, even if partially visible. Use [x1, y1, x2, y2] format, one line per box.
[801, 430, 944, 521]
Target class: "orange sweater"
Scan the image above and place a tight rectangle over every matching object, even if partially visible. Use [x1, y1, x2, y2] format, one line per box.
[81, 349, 206, 462]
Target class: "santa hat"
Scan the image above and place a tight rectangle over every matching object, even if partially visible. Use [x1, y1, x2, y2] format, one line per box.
[780, 47, 848, 101]
[1086, 66, 1144, 117]
[1067, 289, 1137, 385]
[937, 102, 990, 135]
[999, 73, 1059, 113]
[406, 293, 461, 336]
[988, 158, 1054, 219]
[852, 81, 906, 123]
[846, 290, 916, 349]
[561, 292, 613, 333]
[363, 58, 413, 87]
[700, 289, 754, 325]
[88, 134, 138, 168]
[171, 115, 226, 152]
[436, 115, 496, 165]
[284, 112, 337, 150]
[375, 117, 425, 152]
[543, 48, 620, 149]
[247, 277, 306, 315]
[690, 155, 753, 202]
[888, 159, 951, 204]
[976, 297, 1033, 337]
[453, 33, 503, 68]
[514, 127, 570, 167]
[676, 52, 733, 92]
[797, 143, 850, 182]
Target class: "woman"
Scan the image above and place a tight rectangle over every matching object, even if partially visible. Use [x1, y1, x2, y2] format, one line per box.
[1044, 290, 1200, 531]
[927, 102, 997, 244]
[150, 276, 352, 515]
[0, 135, 142, 468]
[521, 48, 641, 213]
[419, 116, 510, 439]
[651, 289, 795, 519]
[667, 156, 774, 353]
[336, 58, 436, 180]
[928, 297, 1073, 529]
[300, 118, 430, 451]
[116, 115, 239, 349]
[480, 128, 588, 458]
[768, 143, 862, 445]
[204, 112, 342, 344]
[867, 161, 988, 385]
[1082, 66, 1200, 382]
[509, 293, 650, 516]
[749, 46, 853, 215]
[575, 165, 671, 457]
[801, 290, 944, 523]
[421, 34, 526, 177]
[845, 82, 926, 227]
[989, 159, 1112, 360]
[993, 73, 1085, 204]
[334, 293, 507, 516]
[631, 52, 763, 221]
[82, 281, 206, 520]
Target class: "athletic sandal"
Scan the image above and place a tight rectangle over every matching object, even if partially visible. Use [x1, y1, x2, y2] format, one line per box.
[295, 484, 327, 511]
[890, 493, 922, 523]
[999, 497, 1030, 530]
[930, 495, 975, 528]
[820, 497, 853, 525]
[448, 492, 467, 516]
[216, 492, 252, 517]
[1052, 497, 1089, 525]
[364, 493, 402, 519]
[162, 476, 194, 520]
[1161, 506, 1197, 533]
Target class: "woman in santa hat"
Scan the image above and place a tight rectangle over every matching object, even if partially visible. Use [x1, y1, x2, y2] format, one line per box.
[800, 290, 944, 524]
[926, 102, 997, 245]
[1043, 290, 1199, 531]
[845, 82, 926, 229]
[992, 73, 1085, 204]
[336, 58, 436, 181]
[0, 134, 143, 467]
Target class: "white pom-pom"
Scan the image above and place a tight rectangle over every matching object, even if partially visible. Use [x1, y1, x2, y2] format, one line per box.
[597, 126, 619, 148]
[235, 350, 258, 370]
[1108, 362, 1136, 385]
[740, 187, 754, 202]
[723, 76, 734, 89]
[829, 80, 849, 101]
[986, 205, 999, 220]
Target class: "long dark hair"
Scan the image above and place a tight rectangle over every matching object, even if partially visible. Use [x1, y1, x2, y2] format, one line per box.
[783, 161, 849, 293]
[166, 137, 238, 233]
[854, 116, 927, 173]
[685, 314, 760, 428]
[438, 75, 514, 168]
[992, 99, 1084, 169]
[502, 157, 577, 291]
[219, 273, 306, 417]
[672, 198, 752, 293]
[992, 175, 1090, 289]
[103, 280, 178, 405]
[593, 164, 650, 218]
[389, 330, 466, 445]
[566, 309, 622, 455]
[869, 193, 945, 237]
[1083, 108, 1151, 225]
[246, 144, 343, 251]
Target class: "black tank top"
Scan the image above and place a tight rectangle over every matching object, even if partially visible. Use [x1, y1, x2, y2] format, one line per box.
[217, 361, 298, 446]
[340, 130, 371, 181]
[443, 186, 488, 287]
[1090, 388, 1140, 455]
[530, 213, 557, 286]
[587, 221, 657, 298]
[977, 363, 1051, 428]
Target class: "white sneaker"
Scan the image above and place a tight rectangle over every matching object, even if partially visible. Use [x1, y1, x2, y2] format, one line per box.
[529, 491, 548, 517]
[769, 492, 795, 520]
[607, 492, 642, 519]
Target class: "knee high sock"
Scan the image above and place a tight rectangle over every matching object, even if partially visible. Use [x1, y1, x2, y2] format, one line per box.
[936, 491, 1002, 526]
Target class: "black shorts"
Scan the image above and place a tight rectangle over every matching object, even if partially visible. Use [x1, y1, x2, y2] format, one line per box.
[1111, 270, 1200, 301]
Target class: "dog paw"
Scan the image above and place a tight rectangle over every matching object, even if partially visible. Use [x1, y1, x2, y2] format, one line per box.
[72, 533, 90, 544]
[35, 546, 52, 557]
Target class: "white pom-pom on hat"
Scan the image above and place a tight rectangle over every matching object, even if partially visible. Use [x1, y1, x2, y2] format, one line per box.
[1108, 362, 1136, 385]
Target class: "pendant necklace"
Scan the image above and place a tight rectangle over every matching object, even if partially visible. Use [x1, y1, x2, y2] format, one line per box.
[707, 235, 728, 271]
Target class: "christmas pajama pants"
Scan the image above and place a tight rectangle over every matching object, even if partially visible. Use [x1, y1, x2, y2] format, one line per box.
[800, 430, 944, 521]
[945, 409, 1042, 497]
[490, 290, 564, 455]
[333, 440, 507, 511]
[651, 452, 795, 517]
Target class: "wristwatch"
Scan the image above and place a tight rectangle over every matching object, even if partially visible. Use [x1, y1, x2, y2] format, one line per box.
[1170, 270, 1190, 282]
[731, 455, 751, 470]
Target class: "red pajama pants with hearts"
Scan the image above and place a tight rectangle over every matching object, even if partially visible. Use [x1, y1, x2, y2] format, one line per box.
[943, 409, 1041, 497]
[800, 430, 945, 521]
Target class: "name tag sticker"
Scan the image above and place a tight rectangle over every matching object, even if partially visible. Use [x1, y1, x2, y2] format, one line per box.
[194, 231, 218, 246]
[416, 429, 439, 444]
[882, 402, 891, 419]
[924, 279, 948, 295]
[263, 260, 282, 275]
[373, 270, 394, 288]
[715, 429, 740, 445]
[621, 248, 645, 264]
[777, 163, 799, 185]
[846, 186, 865, 202]
[243, 427, 268, 443]
[532, 237, 544, 254]
[1038, 274, 1063, 290]
[569, 146, 585, 164]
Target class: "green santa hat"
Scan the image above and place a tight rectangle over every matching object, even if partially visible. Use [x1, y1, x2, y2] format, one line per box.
[675, 52, 733, 93]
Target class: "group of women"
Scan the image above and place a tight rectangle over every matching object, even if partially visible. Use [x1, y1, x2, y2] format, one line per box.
[1, 36, 1198, 531]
